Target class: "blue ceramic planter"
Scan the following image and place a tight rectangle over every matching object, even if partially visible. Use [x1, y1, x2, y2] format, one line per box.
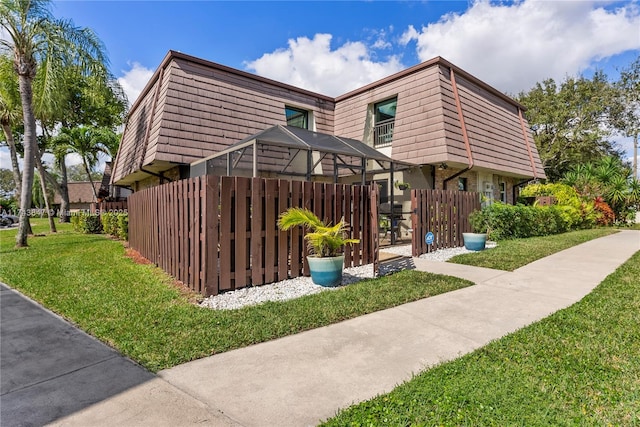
[307, 255, 344, 287]
[462, 233, 487, 251]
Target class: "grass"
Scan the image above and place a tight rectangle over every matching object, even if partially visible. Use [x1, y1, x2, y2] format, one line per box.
[448, 228, 617, 271]
[322, 250, 640, 426]
[0, 220, 472, 372]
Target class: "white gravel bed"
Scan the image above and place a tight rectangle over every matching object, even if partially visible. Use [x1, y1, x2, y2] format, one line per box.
[200, 242, 496, 311]
[418, 241, 497, 262]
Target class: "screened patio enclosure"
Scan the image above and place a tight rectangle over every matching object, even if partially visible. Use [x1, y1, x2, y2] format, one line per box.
[189, 125, 411, 183]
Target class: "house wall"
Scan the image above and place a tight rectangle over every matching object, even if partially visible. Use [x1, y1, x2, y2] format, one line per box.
[439, 70, 546, 178]
[434, 167, 519, 204]
[112, 52, 335, 186]
[334, 65, 456, 166]
[113, 52, 546, 192]
[133, 167, 182, 192]
[334, 62, 545, 180]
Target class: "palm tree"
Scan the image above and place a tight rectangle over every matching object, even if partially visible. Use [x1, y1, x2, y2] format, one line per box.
[52, 126, 117, 201]
[0, 0, 108, 247]
[0, 55, 22, 203]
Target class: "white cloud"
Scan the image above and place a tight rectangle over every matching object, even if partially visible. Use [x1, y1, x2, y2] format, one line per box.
[245, 33, 404, 97]
[401, 0, 640, 94]
[0, 147, 11, 170]
[118, 62, 154, 106]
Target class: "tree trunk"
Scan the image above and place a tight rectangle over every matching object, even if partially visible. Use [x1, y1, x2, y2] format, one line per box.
[16, 73, 36, 247]
[82, 157, 99, 201]
[57, 159, 71, 222]
[2, 123, 22, 204]
[34, 153, 56, 233]
[634, 133, 638, 180]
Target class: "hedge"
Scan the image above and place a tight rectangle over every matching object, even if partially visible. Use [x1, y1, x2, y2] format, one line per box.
[71, 212, 128, 241]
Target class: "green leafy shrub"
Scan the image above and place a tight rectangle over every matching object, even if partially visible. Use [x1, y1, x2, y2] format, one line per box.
[520, 182, 596, 228]
[469, 202, 571, 240]
[101, 213, 118, 236]
[81, 214, 103, 234]
[117, 214, 128, 241]
[70, 214, 81, 232]
[97, 212, 128, 240]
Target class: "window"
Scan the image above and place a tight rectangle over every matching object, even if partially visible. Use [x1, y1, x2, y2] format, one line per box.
[499, 182, 507, 203]
[458, 177, 467, 191]
[373, 97, 397, 147]
[285, 106, 308, 129]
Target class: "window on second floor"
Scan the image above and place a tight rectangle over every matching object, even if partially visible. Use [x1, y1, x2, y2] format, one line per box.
[285, 106, 308, 129]
[373, 97, 397, 148]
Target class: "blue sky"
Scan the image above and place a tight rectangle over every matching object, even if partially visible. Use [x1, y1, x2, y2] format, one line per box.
[1, 0, 639, 168]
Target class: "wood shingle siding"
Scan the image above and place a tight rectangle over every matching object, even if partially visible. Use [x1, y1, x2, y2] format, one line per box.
[113, 51, 335, 186]
[112, 51, 546, 188]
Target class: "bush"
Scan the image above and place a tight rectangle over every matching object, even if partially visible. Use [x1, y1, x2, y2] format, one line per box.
[70, 213, 103, 234]
[520, 182, 596, 228]
[117, 213, 128, 241]
[82, 214, 103, 234]
[71, 214, 81, 232]
[469, 202, 572, 240]
[594, 198, 615, 226]
[101, 212, 119, 236]
[98, 212, 129, 241]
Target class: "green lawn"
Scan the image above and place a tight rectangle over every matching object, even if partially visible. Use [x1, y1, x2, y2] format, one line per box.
[0, 220, 472, 372]
[323, 249, 640, 426]
[449, 228, 617, 271]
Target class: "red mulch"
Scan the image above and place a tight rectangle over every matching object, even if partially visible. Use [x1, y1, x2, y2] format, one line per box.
[124, 247, 203, 304]
[125, 247, 152, 265]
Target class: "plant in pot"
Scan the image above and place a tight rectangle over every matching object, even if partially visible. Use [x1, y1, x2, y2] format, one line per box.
[277, 207, 360, 287]
[395, 181, 411, 191]
[463, 209, 488, 251]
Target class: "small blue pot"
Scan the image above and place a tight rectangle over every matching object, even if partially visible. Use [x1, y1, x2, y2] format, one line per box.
[462, 233, 487, 251]
[307, 255, 344, 287]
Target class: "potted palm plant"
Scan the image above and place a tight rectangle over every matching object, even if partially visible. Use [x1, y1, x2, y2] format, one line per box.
[463, 209, 488, 251]
[277, 207, 359, 287]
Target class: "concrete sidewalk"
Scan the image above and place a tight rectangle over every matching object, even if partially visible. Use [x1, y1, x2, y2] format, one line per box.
[3, 231, 638, 426]
[158, 230, 639, 426]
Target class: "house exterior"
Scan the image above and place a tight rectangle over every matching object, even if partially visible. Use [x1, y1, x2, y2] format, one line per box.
[112, 50, 545, 205]
[53, 182, 101, 212]
[98, 162, 131, 201]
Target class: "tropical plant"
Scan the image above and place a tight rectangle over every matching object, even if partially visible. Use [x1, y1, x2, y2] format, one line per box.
[0, 55, 23, 204]
[520, 182, 595, 228]
[561, 156, 638, 221]
[51, 126, 116, 201]
[1, 0, 109, 247]
[277, 207, 359, 257]
[593, 197, 615, 226]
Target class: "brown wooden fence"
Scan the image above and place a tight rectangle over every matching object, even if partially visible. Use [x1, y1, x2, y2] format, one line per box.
[411, 189, 481, 256]
[90, 201, 128, 214]
[128, 175, 378, 296]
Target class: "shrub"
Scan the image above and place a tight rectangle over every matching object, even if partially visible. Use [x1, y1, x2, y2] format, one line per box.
[594, 197, 615, 226]
[81, 214, 103, 234]
[117, 214, 128, 241]
[96, 212, 128, 240]
[101, 213, 118, 236]
[520, 182, 596, 228]
[469, 202, 573, 240]
[70, 214, 81, 232]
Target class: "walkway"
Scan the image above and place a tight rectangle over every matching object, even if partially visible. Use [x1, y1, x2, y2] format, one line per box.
[1, 231, 638, 426]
